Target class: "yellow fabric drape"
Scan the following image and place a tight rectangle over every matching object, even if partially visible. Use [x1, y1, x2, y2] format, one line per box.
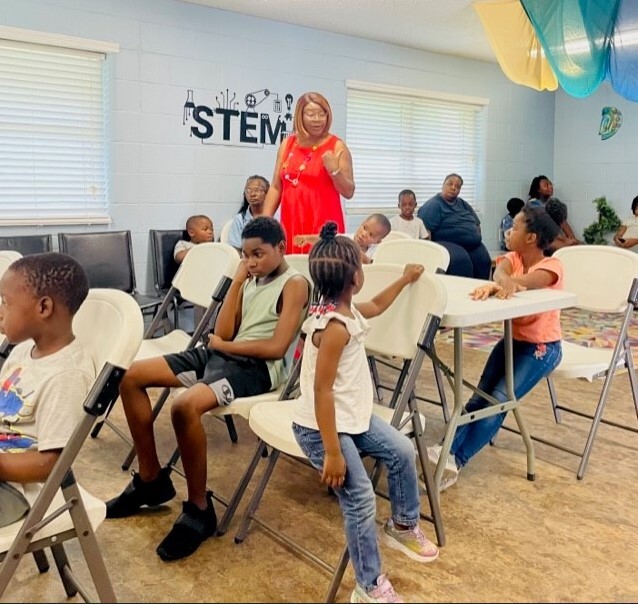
[473, 0, 558, 92]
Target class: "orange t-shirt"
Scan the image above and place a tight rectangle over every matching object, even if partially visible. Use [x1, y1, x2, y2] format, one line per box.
[495, 252, 563, 343]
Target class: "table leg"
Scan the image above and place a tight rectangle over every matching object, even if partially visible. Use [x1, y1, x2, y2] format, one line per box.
[504, 320, 535, 481]
[434, 327, 464, 490]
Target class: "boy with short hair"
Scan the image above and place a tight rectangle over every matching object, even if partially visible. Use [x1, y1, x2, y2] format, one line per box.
[294, 213, 391, 264]
[106, 216, 309, 562]
[499, 198, 525, 250]
[0, 253, 94, 528]
[389, 189, 430, 239]
[174, 214, 215, 264]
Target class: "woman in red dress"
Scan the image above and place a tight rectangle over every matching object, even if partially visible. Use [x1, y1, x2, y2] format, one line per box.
[263, 92, 355, 253]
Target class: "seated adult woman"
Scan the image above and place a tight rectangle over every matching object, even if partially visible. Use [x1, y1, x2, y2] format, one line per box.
[528, 175, 581, 246]
[417, 173, 491, 279]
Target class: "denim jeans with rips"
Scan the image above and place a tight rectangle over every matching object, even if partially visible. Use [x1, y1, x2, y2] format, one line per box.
[293, 414, 420, 591]
[451, 338, 562, 468]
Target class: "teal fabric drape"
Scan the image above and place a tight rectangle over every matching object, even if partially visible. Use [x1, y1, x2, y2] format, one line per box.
[521, 0, 622, 97]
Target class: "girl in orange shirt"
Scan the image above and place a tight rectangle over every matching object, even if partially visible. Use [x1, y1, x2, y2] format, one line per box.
[430, 206, 563, 491]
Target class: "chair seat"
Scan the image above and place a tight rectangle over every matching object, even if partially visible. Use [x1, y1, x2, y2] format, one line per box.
[135, 330, 193, 360]
[553, 340, 626, 381]
[165, 385, 285, 420]
[208, 386, 284, 420]
[247, 401, 427, 460]
[0, 485, 105, 553]
[249, 402, 306, 458]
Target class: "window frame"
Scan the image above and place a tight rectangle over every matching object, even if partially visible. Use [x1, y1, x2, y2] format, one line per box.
[0, 26, 118, 227]
[345, 80, 489, 221]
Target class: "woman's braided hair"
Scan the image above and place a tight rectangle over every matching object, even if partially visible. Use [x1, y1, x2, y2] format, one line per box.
[309, 221, 361, 301]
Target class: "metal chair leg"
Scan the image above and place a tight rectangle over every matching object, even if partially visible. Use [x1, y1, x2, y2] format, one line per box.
[547, 376, 561, 423]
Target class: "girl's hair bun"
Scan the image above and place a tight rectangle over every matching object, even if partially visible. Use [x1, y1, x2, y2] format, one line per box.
[319, 221, 338, 242]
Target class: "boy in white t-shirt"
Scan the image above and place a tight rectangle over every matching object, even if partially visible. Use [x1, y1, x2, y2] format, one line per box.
[389, 189, 430, 240]
[173, 215, 215, 264]
[294, 213, 391, 265]
[0, 253, 95, 527]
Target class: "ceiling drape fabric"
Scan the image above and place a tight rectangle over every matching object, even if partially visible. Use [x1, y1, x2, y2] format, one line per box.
[474, 0, 558, 91]
[474, 0, 638, 101]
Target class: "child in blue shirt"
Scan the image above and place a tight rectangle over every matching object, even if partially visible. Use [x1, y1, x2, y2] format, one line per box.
[499, 198, 524, 250]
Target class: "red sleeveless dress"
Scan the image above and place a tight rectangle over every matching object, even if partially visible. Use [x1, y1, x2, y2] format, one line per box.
[279, 134, 346, 254]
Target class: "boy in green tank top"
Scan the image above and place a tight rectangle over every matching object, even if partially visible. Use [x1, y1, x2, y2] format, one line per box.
[105, 217, 309, 562]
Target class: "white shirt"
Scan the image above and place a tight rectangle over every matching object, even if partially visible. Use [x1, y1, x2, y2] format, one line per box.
[0, 339, 95, 498]
[622, 215, 638, 239]
[293, 305, 373, 434]
[173, 239, 195, 260]
[389, 215, 430, 239]
[0, 339, 95, 453]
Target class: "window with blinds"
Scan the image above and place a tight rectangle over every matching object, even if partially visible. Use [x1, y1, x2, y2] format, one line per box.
[0, 37, 109, 225]
[346, 82, 488, 215]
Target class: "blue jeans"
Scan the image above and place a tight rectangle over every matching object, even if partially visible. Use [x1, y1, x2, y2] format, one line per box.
[292, 415, 420, 591]
[451, 339, 562, 468]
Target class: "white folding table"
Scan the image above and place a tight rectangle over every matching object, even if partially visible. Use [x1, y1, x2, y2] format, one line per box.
[429, 275, 577, 491]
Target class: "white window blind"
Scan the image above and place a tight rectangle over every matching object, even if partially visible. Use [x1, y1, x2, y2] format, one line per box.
[346, 82, 487, 215]
[0, 38, 109, 225]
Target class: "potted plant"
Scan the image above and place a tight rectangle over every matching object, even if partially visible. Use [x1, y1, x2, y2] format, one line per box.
[582, 196, 622, 245]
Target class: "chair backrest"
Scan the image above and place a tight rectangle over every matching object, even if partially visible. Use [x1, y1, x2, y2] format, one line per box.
[73, 288, 144, 373]
[0, 251, 22, 277]
[171, 242, 241, 308]
[374, 238, 451, 273]
[0, 234, 53, 256]
[150, 229, 184, 295]
[58, 231, 137, 293]
[284, 254, 311, 284]
[353, 263, 447, 360]
[382, 230, 412, 242]
[219, 220, 233, 244]
[284, 253, 314, 305]
[553, 245, 638, 313]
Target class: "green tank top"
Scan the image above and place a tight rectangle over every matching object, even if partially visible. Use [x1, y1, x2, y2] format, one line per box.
[234, 265, 305, 388]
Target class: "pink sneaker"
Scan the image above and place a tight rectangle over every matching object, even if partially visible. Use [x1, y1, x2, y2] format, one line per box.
[350, 574, 404, 603]
[382, 519, 439, 563]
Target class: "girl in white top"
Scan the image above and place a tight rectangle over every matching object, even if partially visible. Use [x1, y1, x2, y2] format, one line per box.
[292, 221, 438, 604]
[614, 195, 638, 251]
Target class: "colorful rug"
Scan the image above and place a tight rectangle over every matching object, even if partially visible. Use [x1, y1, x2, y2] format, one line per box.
[437, 307, 637, 352]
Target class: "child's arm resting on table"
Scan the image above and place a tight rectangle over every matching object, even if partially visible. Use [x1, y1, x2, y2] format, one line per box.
[472, 257, 558, 300]
[314, 319, 349, 489]
[355, 264, 424, 319]
[293, 234, 320, 249]
[208, 275, 309, 359]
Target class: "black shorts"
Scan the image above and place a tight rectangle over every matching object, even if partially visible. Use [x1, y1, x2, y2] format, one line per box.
[164, 347, 271, 406]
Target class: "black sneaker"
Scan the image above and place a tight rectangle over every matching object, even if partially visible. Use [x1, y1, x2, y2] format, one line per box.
[156, 491, 217, 562]
[106, 467, 176, 519]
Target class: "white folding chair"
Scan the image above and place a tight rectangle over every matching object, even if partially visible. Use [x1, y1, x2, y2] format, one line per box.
[0, 251, 22, 368]
[163, 254, 312, 534]
[228, 266, 448, 602]
[535, 245, 638, 479]
[382, 229, 412, 242]
[218, 219, 233, 244]
[374, 238, 450, 273]
[370, 239, 451, 420]
[0, 289, 143, 602]
[115, 242, 241, 469]
[0, 250, 21, 275]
